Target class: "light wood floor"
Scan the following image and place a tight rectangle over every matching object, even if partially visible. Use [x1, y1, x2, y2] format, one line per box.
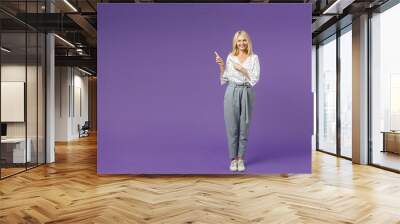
[0, 167, 26, 178]
[1, 134, 400, 224]
[373, 150, 400, 171]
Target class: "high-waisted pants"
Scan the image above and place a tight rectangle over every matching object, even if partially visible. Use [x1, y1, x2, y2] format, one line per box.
[224, 82, 255, 159]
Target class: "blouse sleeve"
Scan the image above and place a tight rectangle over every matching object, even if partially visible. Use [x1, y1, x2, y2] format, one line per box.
[220, 55, 231, 86]
[247, 54, 260, 87]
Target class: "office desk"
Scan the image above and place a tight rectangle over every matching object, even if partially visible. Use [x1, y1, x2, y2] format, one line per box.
[1, 138, 32, 163]
[381, 131, 400, 154]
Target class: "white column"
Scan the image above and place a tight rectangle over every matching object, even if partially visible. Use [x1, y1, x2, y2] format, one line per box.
[46, 1, 55, 163]
[312, 45, 317, 151]
[352, 14, 369, 164]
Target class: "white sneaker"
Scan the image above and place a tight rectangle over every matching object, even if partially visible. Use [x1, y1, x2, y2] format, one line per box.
[237, 159, 246, 172]
[230, 160, 238, 171]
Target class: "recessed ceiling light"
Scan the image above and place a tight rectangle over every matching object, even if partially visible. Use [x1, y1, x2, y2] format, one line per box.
[323, 0, 343, 14]
[63, 0, 78, 12]
[1, 47, 11, 53]
[54, 34, 75, 48]
[322, 0, 355, 15]
[78, 67, 93, 76]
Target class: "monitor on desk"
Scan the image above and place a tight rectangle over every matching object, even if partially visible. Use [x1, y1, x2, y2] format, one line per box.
[1, 123, 7, 138]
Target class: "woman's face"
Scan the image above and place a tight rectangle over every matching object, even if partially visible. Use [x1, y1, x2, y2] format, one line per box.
[236, 35, 248, 51]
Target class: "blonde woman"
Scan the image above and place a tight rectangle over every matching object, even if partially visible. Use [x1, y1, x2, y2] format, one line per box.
[214, 30, 260, 172]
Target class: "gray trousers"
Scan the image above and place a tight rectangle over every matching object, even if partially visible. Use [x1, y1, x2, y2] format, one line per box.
[224, 82, 255, 159]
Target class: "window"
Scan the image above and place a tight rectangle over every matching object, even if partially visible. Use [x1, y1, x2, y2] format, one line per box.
[317, 35, 337, 154]
[370, 2, 400, 171]
[339, 28, 352, 158]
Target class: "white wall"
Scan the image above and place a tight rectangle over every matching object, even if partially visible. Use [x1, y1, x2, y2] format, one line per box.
[1, 65, 26, 128]
[55, 66, 69, 141]
[1, 82, 25, 122]
[312, 45, 316, 151]
[1, 63, 46, 164]
[70, 72, 89, 139]
[55, 67, 89, 141]
[1, 64, 39, 137]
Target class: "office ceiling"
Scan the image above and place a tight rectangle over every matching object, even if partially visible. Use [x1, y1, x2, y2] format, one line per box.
[0, 0, 392, 75]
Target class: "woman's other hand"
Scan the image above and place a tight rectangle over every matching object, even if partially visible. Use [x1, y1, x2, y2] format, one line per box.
[233, 63, 244, 72]
[214, 51, 224, 67]
[234, 63, 251, 80]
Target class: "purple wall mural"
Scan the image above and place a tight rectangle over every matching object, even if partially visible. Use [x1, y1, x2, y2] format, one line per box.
[98, 3, 312, 174]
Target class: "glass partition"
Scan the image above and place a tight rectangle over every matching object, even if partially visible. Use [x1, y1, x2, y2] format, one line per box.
[371, 3, 400, 171]
[0, 1, 46, 179]
[1, 31, 28, 177]
[317, 35, 337, 154]
[38, 32, 45, 165]
[27, 30, 38, 169]
[339, 27, 352, 158]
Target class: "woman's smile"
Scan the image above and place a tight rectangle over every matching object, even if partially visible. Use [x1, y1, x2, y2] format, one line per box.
[238, 44, 247, 50]
[237, 38, 248, 51]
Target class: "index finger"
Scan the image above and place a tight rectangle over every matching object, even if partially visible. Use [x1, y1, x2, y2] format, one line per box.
[214, 51, 221, 58]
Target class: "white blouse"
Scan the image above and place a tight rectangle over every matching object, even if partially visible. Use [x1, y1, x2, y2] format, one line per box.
[220, 53, 260, 86]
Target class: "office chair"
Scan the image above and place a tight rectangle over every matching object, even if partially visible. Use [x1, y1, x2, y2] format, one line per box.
[78, 121, 90, 138]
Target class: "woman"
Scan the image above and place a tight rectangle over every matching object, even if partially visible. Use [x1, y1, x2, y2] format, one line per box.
[214, 30, 260, 172]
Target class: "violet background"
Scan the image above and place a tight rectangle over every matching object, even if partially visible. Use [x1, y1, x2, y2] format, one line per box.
[98, 3, 312, 174]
